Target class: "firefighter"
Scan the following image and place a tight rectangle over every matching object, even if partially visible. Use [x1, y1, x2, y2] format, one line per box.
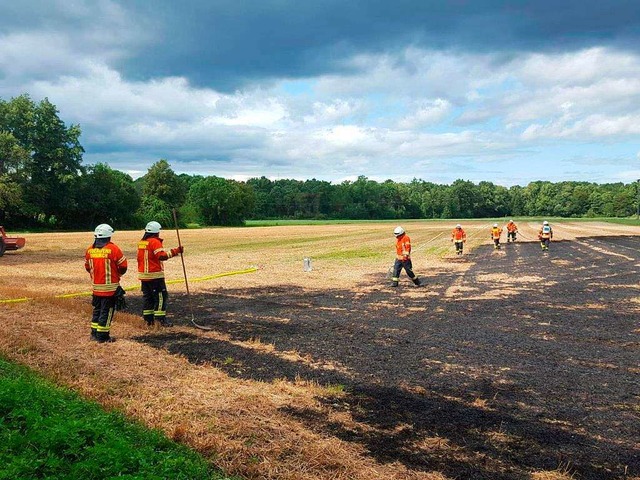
[391, 226, 421, 287]
[538, 220, 553, 251]
[137, 221, 184, 327]
[451, 224, 466, 255]
[506, 219, 518, 243]
[85, 224, 127, 343]
[490, 223, 503, 249]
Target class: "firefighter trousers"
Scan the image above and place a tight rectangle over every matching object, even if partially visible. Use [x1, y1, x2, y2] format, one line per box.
[392, 259, 418, 286]
[141, 278, 169, 325]
[91, 295, 116, 341]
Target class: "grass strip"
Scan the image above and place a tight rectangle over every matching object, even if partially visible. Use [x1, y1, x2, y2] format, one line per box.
[0, 357, 233, 480]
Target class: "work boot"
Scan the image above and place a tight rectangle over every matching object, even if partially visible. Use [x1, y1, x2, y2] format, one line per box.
[391, 281, 399, 287]
[97, 336, 116, 343]
[158, 318, 174, 327]
[412, 278, 421, 286]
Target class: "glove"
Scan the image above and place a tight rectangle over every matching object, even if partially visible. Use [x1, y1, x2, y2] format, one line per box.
[171, 246, 184, 256]
[114, 286, 127, 311]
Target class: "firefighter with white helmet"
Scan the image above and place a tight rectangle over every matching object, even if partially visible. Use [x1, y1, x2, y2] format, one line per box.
[451, 224, 466, 255]
[391, 226, 421, 287]
[538, 220, 553, 251]
[84, 224, 128, 343]
[506, 219, 518, 243]
[490, 223, 503, 249]
[137, 221, 184, 327]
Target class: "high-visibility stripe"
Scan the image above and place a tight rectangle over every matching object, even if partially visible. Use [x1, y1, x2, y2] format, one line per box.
[93, 283, 119, 292]
[139, 272, 165, 280]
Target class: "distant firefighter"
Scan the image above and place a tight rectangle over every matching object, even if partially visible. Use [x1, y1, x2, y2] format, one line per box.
[490, 223, 503, 249]
[85, 224, 127, 343]
[391, 226, 421, 287]
[506, 220, 518, 243]
[451, 224, 466, 255]
[538, 220, 553, 251]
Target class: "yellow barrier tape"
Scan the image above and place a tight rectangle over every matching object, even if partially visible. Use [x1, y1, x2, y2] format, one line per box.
[0, 267, 259, 305]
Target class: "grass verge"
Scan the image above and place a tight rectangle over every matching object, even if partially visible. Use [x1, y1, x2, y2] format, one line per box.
[0, 356, 232, 480]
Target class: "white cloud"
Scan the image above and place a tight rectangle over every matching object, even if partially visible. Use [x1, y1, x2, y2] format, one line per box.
[398, 99, 451, 129]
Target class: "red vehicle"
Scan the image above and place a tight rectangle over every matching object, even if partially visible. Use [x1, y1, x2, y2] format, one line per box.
[0, 226, 26, 256]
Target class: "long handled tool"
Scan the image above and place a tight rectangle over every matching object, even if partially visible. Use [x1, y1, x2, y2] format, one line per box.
[172, 209, 214, 331]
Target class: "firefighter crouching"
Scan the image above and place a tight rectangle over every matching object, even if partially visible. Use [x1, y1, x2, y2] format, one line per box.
[137, 221, 184, 327]
[506, 220, 518, 242]
[451, 224, 466, 255]
[490, 223, 503, 249]
[85, 224, 127, 343]
[391, 226, 421, 287]
[538, 220, 553, 251]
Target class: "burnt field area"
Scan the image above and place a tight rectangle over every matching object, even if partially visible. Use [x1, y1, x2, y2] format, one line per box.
[138, 236, 640, 480]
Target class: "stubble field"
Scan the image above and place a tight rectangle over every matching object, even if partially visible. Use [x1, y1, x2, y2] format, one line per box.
[0, 220, 639, 480]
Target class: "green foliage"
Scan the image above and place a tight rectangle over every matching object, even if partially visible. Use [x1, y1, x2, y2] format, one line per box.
[142, 159, 188, 208]
[188, 176, 256, 226]
[0, 95, 85, 227]
[1, 93, 639, 227]
[0, 357, 231, 480]
[70, 163, 141, 229]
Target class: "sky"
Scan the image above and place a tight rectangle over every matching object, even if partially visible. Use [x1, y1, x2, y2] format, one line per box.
[1, 0, 639, 186]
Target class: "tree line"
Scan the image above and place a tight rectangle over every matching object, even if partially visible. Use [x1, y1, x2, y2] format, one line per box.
[1, 94, 638, 230]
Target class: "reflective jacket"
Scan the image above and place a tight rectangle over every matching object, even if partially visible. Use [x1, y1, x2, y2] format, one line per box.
[395, 234, 412, 260]
[452, 228, 466, 241]
[491, 227, 502, 239]
[85, 241, 127, 296]
[137, 236, 179, 281]
[539, 225, 553, 239]
[506, 222, 518, 232]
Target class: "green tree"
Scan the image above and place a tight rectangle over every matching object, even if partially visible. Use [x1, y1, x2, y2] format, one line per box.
[0, 95, 84, 227]
[188, 176, 255, 226]
[72, 163, 140, 229]
[0, 132, 29, 222]
[142, 159, 187, 208]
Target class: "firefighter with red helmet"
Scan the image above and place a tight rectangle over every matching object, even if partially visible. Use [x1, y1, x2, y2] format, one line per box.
[391, 226, 421, 287]
[137, 221, 183, 327]
[85, 224, 128, 343]
[451, 224, 466, 255]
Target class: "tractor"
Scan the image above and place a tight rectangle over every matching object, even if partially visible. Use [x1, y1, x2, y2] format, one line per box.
[0, 226, 26, 256]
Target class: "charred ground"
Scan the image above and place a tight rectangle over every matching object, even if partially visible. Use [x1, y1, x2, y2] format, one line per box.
[137, 236, 640, 480]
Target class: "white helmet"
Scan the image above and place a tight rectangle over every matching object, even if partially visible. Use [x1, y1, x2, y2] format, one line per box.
[393, 226, 405, 236]
[94, 223, 114, 238]
[456, 224, 461, 228]
[145, 221, 162, 233]
[543, 220, 549, 225]
[493, 223, 498, 227]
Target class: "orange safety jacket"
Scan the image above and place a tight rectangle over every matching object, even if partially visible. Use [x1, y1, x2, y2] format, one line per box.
[452, 228, 466, 241]
[539, 226, 553, 239]
[491, 227, 502, 239]
[395, 234, 412, 260]
[506, 222, 518, 232]
[85, 242, 128, 296]
[137, 236, 179, 281]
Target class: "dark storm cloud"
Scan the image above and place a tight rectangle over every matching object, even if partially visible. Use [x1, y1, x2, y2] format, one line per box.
[119, 0, 640, 90]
